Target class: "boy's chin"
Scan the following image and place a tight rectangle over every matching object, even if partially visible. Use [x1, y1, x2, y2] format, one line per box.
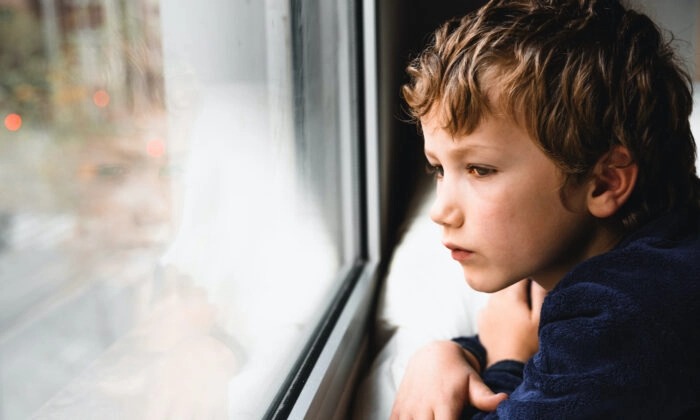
[463, 273, 515, 293]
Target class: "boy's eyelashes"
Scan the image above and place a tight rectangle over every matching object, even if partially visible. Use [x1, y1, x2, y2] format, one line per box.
[466, 165, 496, 177]
[425, 162, 496, 179]
[425, 163, 444, 178]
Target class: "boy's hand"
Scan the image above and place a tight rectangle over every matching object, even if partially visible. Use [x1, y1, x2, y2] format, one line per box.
[391, 340, 508, 419]
[479, 279, 546, 367]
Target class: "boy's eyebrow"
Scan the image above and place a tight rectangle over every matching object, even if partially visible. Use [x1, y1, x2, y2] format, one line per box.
[425, 142, 501, 158]
[454, 143, 499, 153]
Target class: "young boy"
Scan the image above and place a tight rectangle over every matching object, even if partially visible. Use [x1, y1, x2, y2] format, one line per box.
[391, 0, 700, 418]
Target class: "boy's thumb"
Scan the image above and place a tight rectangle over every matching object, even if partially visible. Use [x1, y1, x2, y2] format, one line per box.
[468, 378, 508, 412]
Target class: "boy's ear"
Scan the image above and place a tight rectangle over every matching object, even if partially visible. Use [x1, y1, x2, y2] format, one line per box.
[587, 146, 638, 218]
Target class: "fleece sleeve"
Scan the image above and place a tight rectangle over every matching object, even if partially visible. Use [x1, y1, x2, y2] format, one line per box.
[468, 281, 686, 419]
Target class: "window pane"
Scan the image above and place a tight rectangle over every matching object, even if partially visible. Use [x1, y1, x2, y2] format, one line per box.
[0, 0, 358, 418]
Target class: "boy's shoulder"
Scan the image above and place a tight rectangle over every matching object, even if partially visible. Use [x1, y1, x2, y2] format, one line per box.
[564, 205, 700, 287]
[548, 205, 700, 323]
[613, 206, 700, 280]
[535, 206, 700, 412]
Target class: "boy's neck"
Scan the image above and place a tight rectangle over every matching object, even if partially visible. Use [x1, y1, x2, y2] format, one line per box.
[535, 220, 625, 291]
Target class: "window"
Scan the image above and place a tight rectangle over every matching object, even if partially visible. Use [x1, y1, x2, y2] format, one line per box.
[0, 0, 374, 418]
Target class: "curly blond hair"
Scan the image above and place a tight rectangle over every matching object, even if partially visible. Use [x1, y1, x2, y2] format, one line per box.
[403, 0, 699, 230]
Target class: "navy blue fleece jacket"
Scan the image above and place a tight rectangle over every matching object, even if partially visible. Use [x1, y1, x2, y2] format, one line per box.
[457, 206, 700, 419]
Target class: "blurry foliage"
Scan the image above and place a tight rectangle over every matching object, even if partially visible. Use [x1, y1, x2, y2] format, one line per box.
[0, 6, 50, 124]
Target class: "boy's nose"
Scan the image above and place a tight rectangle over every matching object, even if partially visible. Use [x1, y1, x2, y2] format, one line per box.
[429, 189, 463, 228]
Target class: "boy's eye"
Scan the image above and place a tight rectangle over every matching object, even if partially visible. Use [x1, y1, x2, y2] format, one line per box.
[466, 165, 495, 177]
[425, 163, 444, 179]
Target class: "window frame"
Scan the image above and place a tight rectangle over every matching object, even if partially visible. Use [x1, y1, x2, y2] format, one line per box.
[263, 0, 381, 417]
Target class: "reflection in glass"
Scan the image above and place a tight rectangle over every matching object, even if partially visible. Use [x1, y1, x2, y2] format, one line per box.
[0, 0, 357, 418]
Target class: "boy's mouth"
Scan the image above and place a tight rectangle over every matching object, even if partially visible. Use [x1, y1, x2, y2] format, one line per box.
[443, 242, 473, 261]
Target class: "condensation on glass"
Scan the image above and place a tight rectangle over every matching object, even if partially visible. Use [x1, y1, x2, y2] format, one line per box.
[0, 0, 359, 418]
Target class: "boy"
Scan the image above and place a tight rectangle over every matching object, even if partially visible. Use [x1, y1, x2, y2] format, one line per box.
[391, 0, 700, 418]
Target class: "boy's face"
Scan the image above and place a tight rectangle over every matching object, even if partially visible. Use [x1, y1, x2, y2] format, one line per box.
[423, 112, 606, 292]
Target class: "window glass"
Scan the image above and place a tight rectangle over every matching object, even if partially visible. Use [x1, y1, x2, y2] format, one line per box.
[0, 0, 358, 418]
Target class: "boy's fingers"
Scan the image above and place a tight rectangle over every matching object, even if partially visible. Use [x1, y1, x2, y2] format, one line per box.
[468, 376, 508, 411]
